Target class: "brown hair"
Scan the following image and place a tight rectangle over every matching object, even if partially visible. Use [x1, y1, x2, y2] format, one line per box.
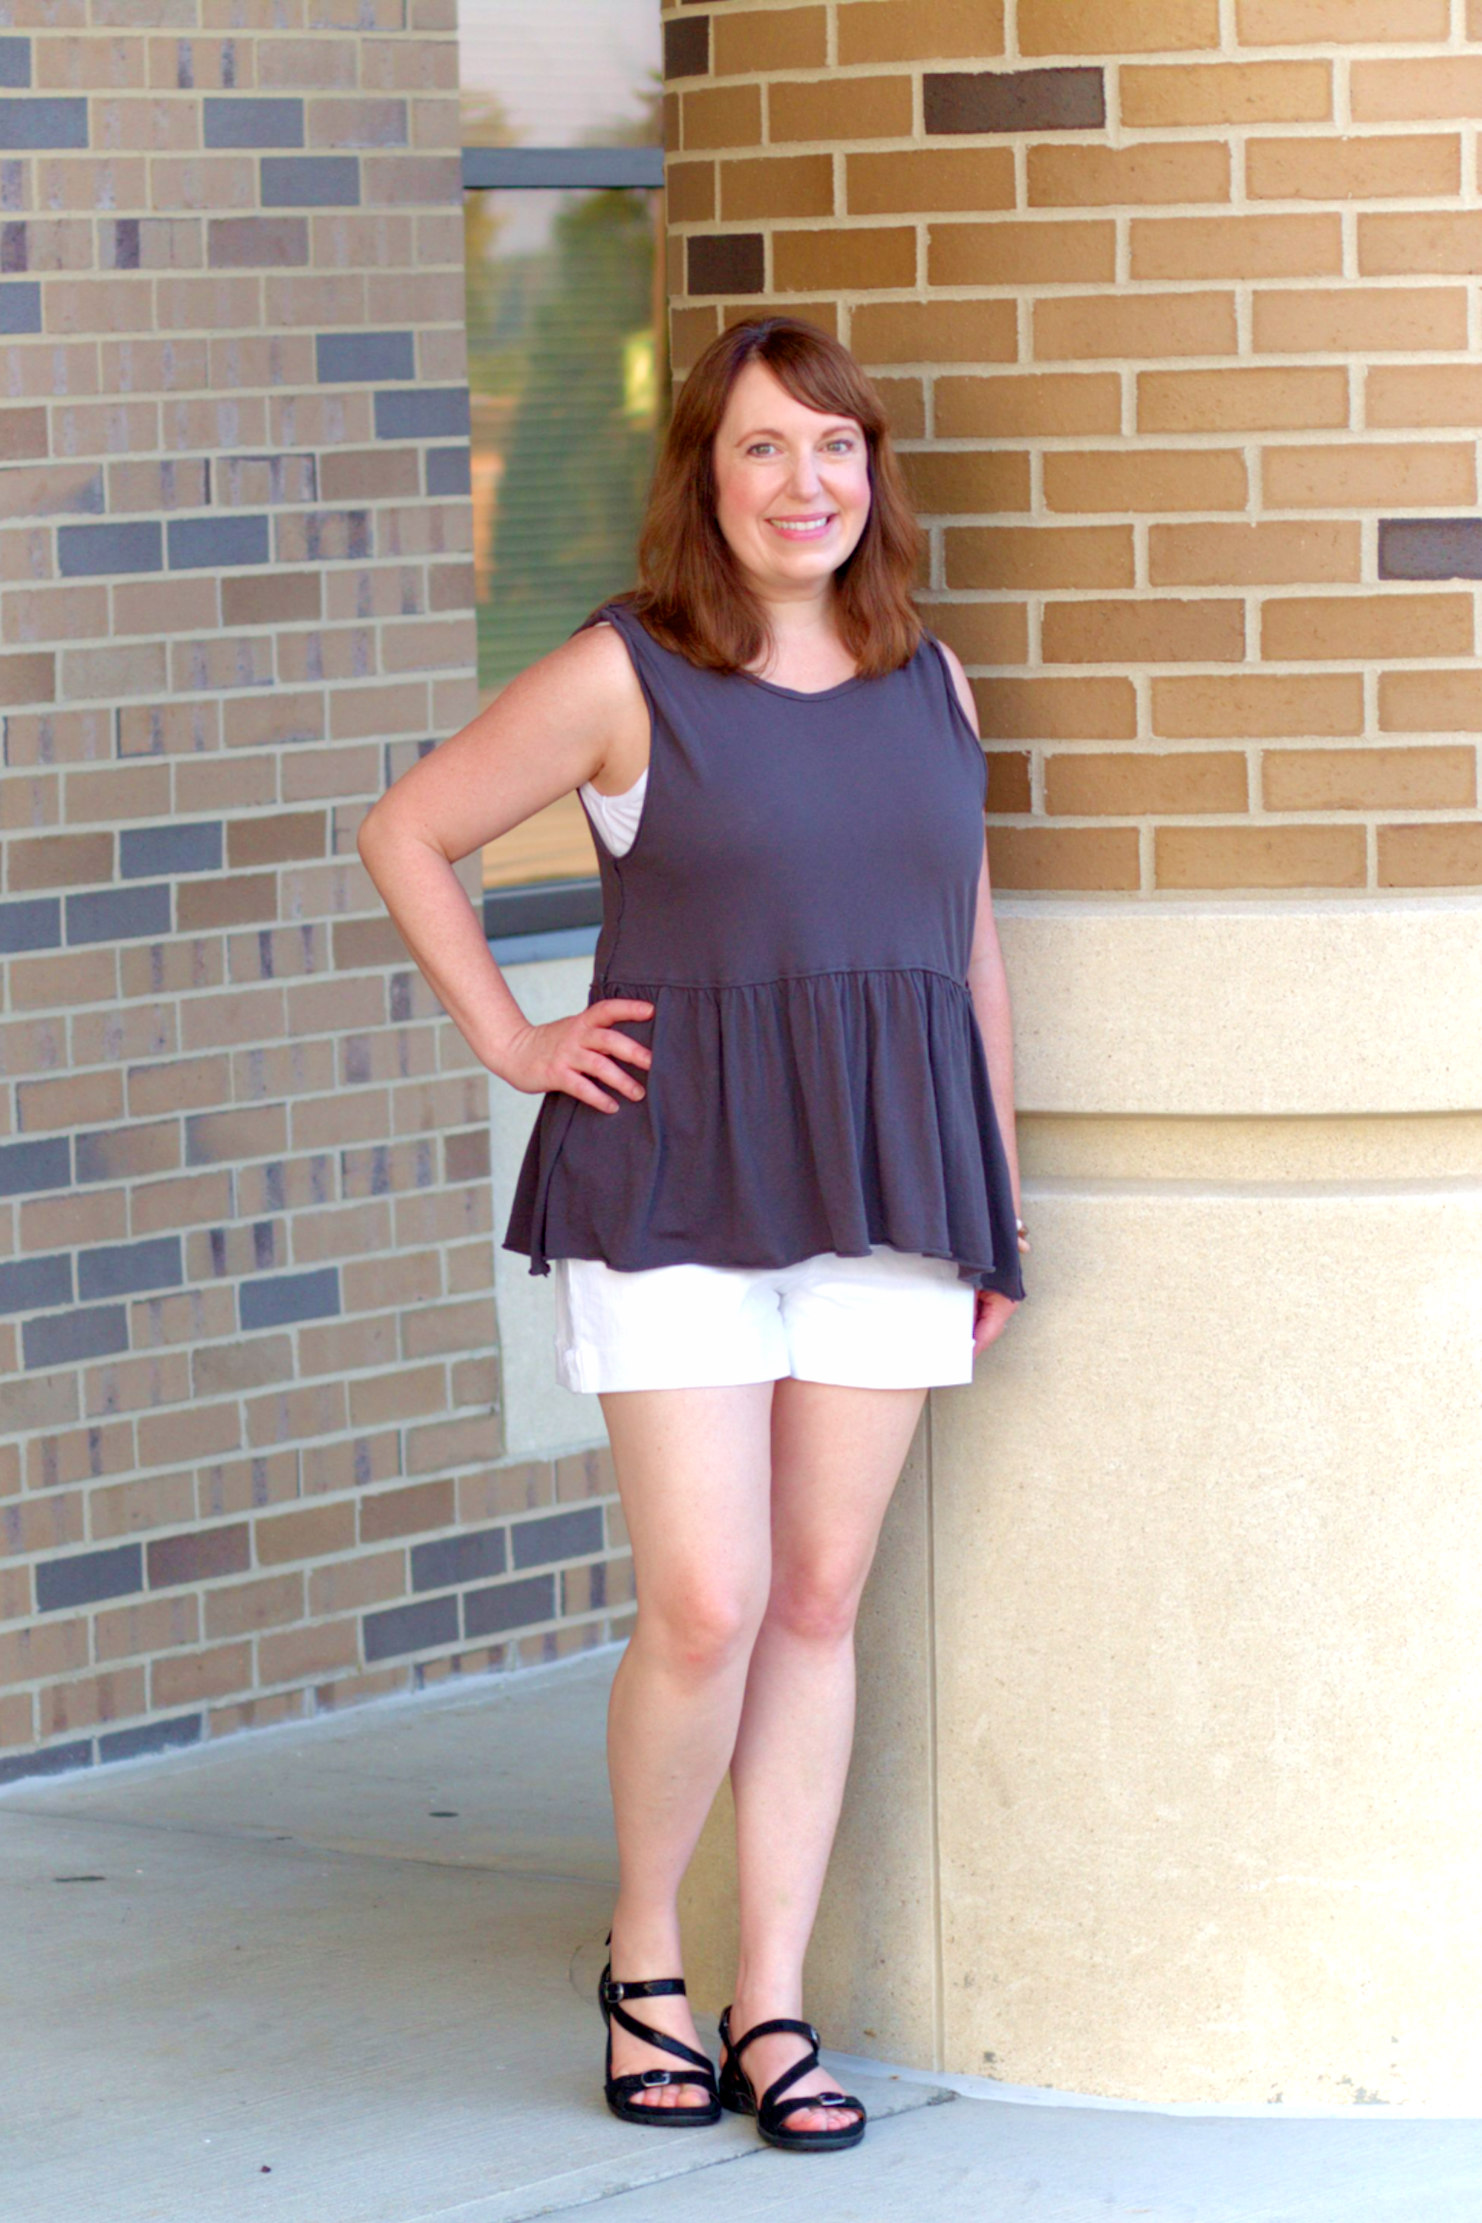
[612, 316, 924, 680]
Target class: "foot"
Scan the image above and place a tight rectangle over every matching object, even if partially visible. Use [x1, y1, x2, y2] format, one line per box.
[604, 1933, 713, 2113]
[725, 1995, 863, 2138]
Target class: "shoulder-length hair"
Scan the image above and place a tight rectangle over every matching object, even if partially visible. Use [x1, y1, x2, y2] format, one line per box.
[611, 316, 924, 680]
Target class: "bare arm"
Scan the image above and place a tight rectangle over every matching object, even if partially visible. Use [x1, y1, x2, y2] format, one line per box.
[356, 621, 655, 1112]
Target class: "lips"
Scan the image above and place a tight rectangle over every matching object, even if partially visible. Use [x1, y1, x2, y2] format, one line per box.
[766, 514, 835, 538]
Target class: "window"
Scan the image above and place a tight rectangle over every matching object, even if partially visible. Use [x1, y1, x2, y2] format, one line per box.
[457, 0, 666, 955]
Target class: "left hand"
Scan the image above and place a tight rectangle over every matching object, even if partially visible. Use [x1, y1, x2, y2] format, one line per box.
[972, 1288, 1021, 1356]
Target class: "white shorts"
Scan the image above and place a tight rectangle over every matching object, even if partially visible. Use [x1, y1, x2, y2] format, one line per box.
[552, 1244, 977, 1394]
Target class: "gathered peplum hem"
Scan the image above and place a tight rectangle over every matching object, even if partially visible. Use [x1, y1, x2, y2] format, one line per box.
[503, 967, 1026, 1303]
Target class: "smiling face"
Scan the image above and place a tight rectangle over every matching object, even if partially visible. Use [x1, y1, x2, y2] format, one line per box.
[710, 359, 873, 601]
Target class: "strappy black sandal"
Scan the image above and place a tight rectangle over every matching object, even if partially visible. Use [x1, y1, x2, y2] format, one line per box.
[717, 2005, 867, 2152]
[598, 1938, 721, 2127]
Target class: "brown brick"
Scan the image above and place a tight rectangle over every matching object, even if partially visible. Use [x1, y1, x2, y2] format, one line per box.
[851, 298, 1017, 366]
[928, 219, 1115, 289]
[1378, 823, 1482, 887]
[1121, 62, 1332, 127]
[359, 1477, 455, 1543]
[152, 1640, 252, 1709]
[917, 600, 1029, 664]
[847, 147, 1015, 216]
[228, 811, 326, 868]
[1239, 0, 1449, 37]
[0, 408, 49, 463]
[1358, 212, 1482, 278]
[7, 832, 114, 892]
[1020, 0, 1218, 50]
[1047, 751, 1247, 816]
[975, 676, 1137, 741]
[204, 1572, 305, 1639]
[1044, 448, 1249, 513]
[1351, 58, 1482, 124]
[720, 155, 832, 222]
[1033, 292, 1236, 361]
[1139, 367, 1348, 433]
[1148, 521, 1360, 587]
[873, 376, 925, 439]
[1253, 287, 1467, 357]
[42, 1668, 147, 1740]
[1262, 594, 1473, 662]
[1156, 824, 1365, 889]
[1154, 672, 1364, 739]
[769, 74, 913, 144]
[985, 752, 1031, 812]
[773, 225, 917, 293]
[1027, 141, 1229, 208]
[1263, 746, 1475, 812]
[1043, 598, 1244, 665]
[1366, 366, 1482, 430]
[1131, 213, 1342, 281]
[985, 825, 1140, 891]
[148, 1520, 250, 1589]
[937, 374, 1119, 439]
[945, 525, 1134, 591]
[900, 452, 1040, 516]
[1246, 133, 1460, 202]
[837, 0, 1004, 66]
[667, 158, 716, 225]
[221, 571, 323, 627]
[681, 84, 764, 151]
[712, 6, 828, 75]
[1262, 443, 1475, 510]
[93, 1593, 201, 1664]
[258, 1617, 361, 1683]
[1378, 668, 1482, 733]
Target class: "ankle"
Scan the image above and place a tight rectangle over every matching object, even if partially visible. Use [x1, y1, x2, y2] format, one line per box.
[608, 1904, 685, 1978]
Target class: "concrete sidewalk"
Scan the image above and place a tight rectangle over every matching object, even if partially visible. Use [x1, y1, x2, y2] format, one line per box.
[3, 1648, 1479, 2222]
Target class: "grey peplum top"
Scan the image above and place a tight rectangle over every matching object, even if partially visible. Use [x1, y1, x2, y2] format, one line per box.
[502, 597, 1026, 1302]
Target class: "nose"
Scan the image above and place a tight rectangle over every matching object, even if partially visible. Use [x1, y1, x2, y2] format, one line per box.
[785, 446, 822, 496]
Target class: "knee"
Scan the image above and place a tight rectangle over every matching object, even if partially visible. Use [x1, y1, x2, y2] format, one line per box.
[643, 1581, 766, 1679]
[765, 1562, 863, 1648]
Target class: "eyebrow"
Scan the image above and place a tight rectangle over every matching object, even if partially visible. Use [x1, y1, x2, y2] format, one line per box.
[734, 422, 861, 442]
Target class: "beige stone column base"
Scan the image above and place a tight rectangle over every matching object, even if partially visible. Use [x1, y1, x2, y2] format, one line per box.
[679, 895, 1482, 2107]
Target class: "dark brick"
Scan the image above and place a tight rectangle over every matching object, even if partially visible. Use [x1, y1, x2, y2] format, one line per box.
[119, 820, 223, 878]
[208, 215, 309, 267]
[0, 895, 61, 953]
[316, 329, 415, 383]
[98, 1713, 201, 1764]
[167, 513, 270, 569]
[0, 1252, 71, 1315]
[203, 97, 303, 149]
[108, 216, 140, 271]
[1379, 518, 1482, 582]
[77, 1233, 182, 1302]
[363, 1594, 458, 1662]
[687, 232, 764, 295]
[511, 1504, 603, 1571]
[0, 96, 86, 149]
[0, 1134, 69, 1199]
[410, 1525, 507, 1594]
[238, 1264, 340, 1331]
[57, 521, 163, 577]
[66, 881, 172, 945]
[425, 445, 471, 497]
[0, 279, 38, 334]
[36, 1542, 142, 1613]
[925, 66, 1105, 135]
[373, 387, 470, 440]
[463, 1572, 556, 1642]
[0, 40, 30, 89]
[147, 1521, 250, 1589]
[0, 1740, 92, 1786]
[23, 1301, 129, 1368]
[261, 155, 359, 207]
[664, 14, 708, 76]
[2, 219, 25, 272]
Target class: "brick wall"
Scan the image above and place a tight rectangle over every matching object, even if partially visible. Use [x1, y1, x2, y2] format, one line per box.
[0, 4, 633, 1783]
[663, 0, 1482, 896]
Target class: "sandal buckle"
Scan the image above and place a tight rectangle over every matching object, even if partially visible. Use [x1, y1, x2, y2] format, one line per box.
[639, 2069, 671, 2086]
[606, 1980, 625, 2000]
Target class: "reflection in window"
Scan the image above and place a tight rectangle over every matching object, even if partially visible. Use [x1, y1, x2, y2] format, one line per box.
[457, 0, 659, 151]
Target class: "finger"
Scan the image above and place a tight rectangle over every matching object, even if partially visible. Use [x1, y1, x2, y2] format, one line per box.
[557, 1071, 620, 1114]
[585, 1026, 652, 1067]
[591, 997, 655, 1021]
[576, 1050, 646, 1100]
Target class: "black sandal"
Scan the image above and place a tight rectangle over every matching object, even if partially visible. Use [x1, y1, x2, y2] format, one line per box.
[598, 1938, 721, 2127]
[717, 2005, 867, 2152]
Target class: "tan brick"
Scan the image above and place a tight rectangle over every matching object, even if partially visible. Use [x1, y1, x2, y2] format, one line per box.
[1156, 824, 1365, 889]
[773, 225, 916, 293]
[1034, 292, 1236, 361]
[1378, 668, 1482, 732]
[712, 5, 827, 74]
[328, 680, 427, 741]
[152, 1641, 253, 1709]
[900, 452, 1037, 516]
[1358, 212, 1482, 278]
[1131, 213, 1342, 281]
[204, 1571, 305, 1639]
[1351, 57, 1482, 124]
[0, 1616, 89, 1685]
[1043, 598, 1244, 666]
[975, 676, 1137, 742]
[4, 585, 109, 646]
[1047, 751, 1247, 816]
[0, 1693, 33, 1750]
[671, 303, 721, 369]
[1366, 366, 1482, 430]
[667, 158, 716, 225]
[769, 72, 913, 144]
[1043, 448, 1248, 513]
[873, 376, 925, 439]
[1252, 286, 1467, 356]
[308, 1548, 407, 1616]
[945, 525, 1134, 592]
[1263, 746, 1475, 812]
[1378, 823, 1482, 888]
[847, 147, 1014, 217]
[1153, 672, 1364, 738]
[1262, 594, 1472, 662]
[1239, 0, 1449, 37]
[837, 0, 1004, 65]
[1139, 366, 1348, 432]
[1020, 0, 1217, 50]
[852, 298, 1017, 366]
[1121, 62, 1332, 127]
[1262, 442, 1475, 510]
[937, 374, 1119, 439]
[359, 1477, 455, 1542]
[1027, 141, 1229, 208]
[929, 219, 1115, 289]
[917, 600, 1029, 664]
[719, 154, 830, 222]
[258, 1617, 362, 1684]
[680, 83, 763, 151]
[41, 1668, 146, 1739]
[985, 825, 1141, 891]
[1246, 133, 1460, 202]
[1148, 521, 1360, 588]
[93, 1594, 201, 1664]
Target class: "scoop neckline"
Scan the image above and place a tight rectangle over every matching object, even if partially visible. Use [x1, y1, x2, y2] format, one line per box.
[738, 668, 869, 701]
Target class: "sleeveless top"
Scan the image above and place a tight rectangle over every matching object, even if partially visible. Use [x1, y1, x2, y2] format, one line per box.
[503, 599, 1026, 1301]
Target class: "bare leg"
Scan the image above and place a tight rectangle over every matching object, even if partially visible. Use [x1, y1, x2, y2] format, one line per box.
[599, 1381, 775, 2109]
[726, 1379, 928, 2135]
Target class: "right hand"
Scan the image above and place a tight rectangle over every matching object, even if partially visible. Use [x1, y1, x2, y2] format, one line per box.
[496, 998, 655, 1114]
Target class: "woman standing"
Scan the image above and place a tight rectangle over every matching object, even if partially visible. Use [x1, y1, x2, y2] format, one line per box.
[357, 317, 1027, 2153]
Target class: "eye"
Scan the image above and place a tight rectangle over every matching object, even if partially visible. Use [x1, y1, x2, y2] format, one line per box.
[746, 441, 778, 456]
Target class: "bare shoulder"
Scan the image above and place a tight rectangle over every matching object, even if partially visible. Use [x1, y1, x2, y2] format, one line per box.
[499, 612, 645, 729]
[926, 630, 980, 736]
